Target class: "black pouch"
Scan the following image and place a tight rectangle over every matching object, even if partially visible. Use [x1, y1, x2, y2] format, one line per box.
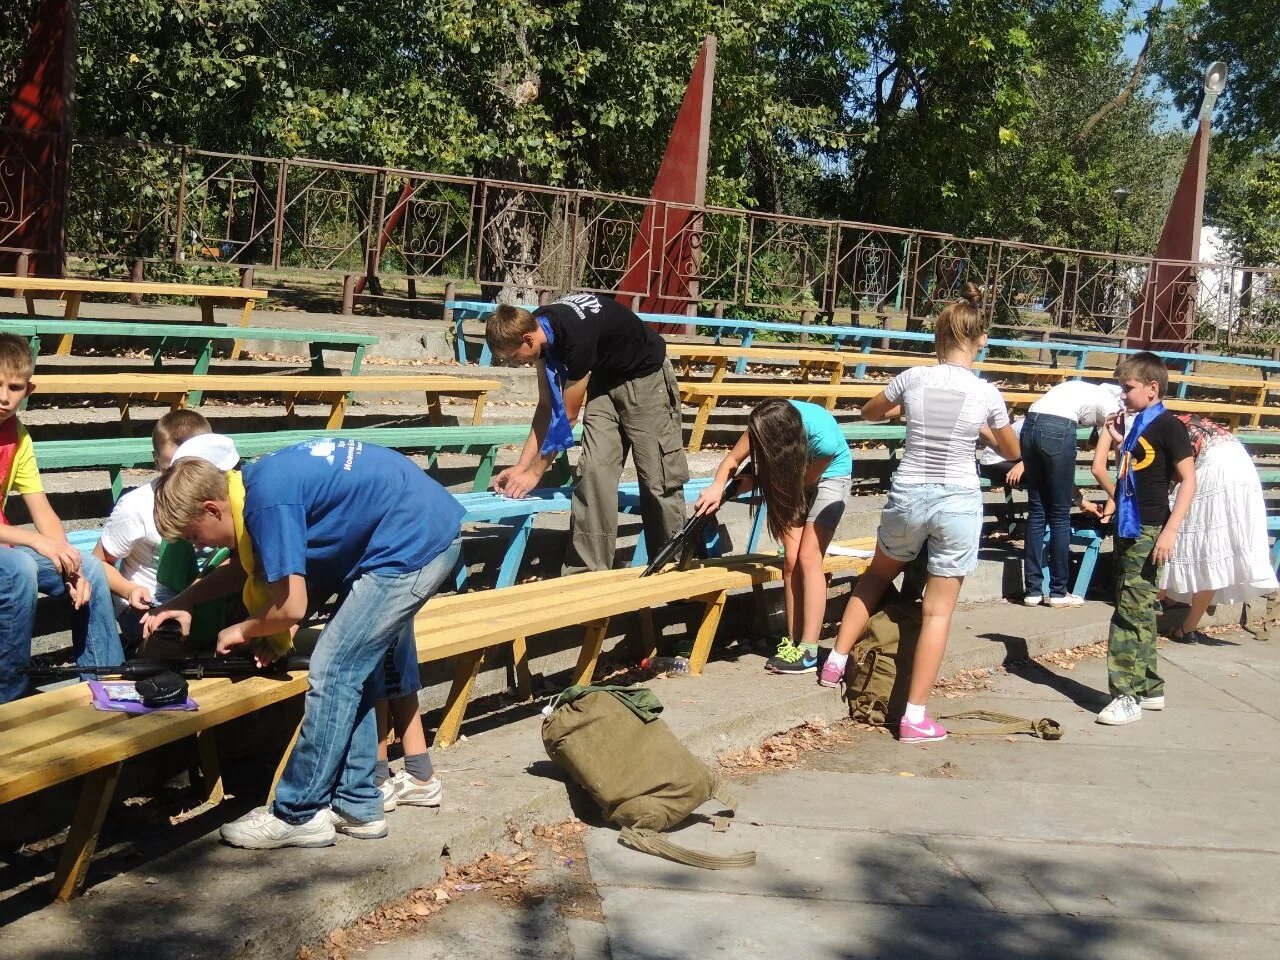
[136, 671, 189, 708]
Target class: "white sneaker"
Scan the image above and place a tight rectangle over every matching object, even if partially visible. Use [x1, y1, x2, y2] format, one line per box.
[1022, 594, 1044, 606]
[220, 806, 335, 849]
[380, 777, 398, 813]
[1140, 695, 1165, 711]
[1045, 594, 1085, 608]
[1097, 695, 1142, 726]
[388, 771, 443, 808]
[329, 808, 389, 840]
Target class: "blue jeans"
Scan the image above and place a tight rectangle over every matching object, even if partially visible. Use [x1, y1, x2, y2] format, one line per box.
[0, 546, 124, 704]
[273, 539, 461, 825]
[1021, 412, 1077, 597]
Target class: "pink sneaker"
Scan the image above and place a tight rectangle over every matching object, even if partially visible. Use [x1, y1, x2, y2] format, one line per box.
[899, 715, 948, 743]
[818, 658, 846, 688]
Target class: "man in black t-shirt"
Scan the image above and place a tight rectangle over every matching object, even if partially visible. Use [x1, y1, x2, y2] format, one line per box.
[485, 294, 689, 572]
[1092, 352, 1196, 728]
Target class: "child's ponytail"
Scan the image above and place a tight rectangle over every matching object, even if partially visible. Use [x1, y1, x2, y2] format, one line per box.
[746, 399, 809, 542]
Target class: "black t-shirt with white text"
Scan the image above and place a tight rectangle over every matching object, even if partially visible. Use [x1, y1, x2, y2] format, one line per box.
[535, 294, 667, 394]
[1127, 411, 1195, 527]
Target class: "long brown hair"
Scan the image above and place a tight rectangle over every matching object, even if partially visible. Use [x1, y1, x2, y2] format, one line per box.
[746, 399, 809, 541]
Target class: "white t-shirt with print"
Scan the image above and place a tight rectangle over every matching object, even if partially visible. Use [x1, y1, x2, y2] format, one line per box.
[883, 363, 1011, 488]
[98, 481, 172, 612]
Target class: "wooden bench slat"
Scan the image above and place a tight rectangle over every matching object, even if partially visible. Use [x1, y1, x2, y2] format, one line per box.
[9, 277, 267, 299]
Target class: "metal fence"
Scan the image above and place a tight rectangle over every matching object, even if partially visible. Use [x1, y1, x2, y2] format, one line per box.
[3, 128, 1279, 350]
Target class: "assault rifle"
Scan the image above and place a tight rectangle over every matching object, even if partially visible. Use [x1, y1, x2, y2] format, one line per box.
[640, 470, 750, 577]
[25, 655, 309, 681]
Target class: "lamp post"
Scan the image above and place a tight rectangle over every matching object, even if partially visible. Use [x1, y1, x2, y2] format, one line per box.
[1105, 187, 1132, 333]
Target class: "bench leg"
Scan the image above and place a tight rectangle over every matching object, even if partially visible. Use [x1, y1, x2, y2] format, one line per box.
[571, 618, 612, 688]
[25, 291, 35, 315]
[426, 393, 445, 426]
[471, 392, 487, 426]
[711, 358, 728, 383]
[187, 340, 214, 407]
[436, 650, 486, 748]
[688, 397, 715, 452]
[1072, 535, 1102, 600]
[55, 292, 81, 356]
[472, 444, 499, 491]
[52, 761, 123, 902]
[267, 708, 305, 806]
[688, 590, 728, 676]
[325, 394, 348, 429]
[230, 301, 255, 359]
[199, 300, 215, 325]
[511, 636, 533, 702]
[635, 608, 659, 665]
[194, 729, 225, 806]
[495, 514, 536, 589]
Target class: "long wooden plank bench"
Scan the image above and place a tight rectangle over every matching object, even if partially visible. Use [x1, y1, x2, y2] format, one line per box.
[678, 381, 1274, 452]
[9, 275, 269, 358]
[0, 543, 871, 901]
[26, 372, 501, 429]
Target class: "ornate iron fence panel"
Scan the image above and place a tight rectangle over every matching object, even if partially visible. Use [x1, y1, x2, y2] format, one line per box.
[741, 212, 833, 312]
[1071, 251, 1149, 337]
[0, 128, 65, 258]
[66, 138, 181, 264]
[908, 235, 993, 325]
[274, 159, 380, 274]
[175, 149, 283, 269]
[374, 171, 477, 282]
[1228, 265, 1280, 349]
[988, 241, 1072, 332]
[673, 205, 746, 308]
[570, 191, 654, 299]
[829, 222, 914, 322]
[476, 181, 575, 299]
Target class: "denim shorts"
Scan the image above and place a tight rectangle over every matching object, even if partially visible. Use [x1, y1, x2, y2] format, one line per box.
[805, 476, 851, 530]
[877, 481, 984, 577]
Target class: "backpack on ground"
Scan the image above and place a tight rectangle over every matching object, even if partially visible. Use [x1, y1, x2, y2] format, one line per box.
[845, 586, 921, 725]
[542, 685, 755, 870]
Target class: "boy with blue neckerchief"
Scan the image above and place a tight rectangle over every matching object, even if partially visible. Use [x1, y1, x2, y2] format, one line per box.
[1092, 352, 1195, 727]
[485, 295, 688, 573]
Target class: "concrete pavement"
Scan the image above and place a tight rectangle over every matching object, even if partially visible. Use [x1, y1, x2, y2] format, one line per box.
[369, 628, 1280, 960]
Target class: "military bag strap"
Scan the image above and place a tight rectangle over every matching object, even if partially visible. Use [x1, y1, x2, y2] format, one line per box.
[618, 827, 757, 871]
[936, 710, 1064, 741]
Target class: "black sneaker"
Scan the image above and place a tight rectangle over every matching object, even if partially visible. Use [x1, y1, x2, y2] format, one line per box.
[765, 639, 818, 675]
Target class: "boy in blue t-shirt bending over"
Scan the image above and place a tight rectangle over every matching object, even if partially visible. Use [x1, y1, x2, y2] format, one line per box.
[147, 440, 463, 849]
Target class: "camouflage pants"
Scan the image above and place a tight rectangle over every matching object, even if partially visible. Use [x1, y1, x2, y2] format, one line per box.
[1107, 525, 1164, 699]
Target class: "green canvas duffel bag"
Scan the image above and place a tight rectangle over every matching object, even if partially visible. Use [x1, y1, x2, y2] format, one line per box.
[846, 587, 921, 726]
[542, 685, 756, 870]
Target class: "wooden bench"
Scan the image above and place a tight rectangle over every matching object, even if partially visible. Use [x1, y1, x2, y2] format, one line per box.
[35, 425, 555, 499]
[0, 542, 870, 901]
[9, 276, 269, 358]
[677, 381, 1274, 452]
[1, 317, 376, 405]
[26, 373, 501, 429]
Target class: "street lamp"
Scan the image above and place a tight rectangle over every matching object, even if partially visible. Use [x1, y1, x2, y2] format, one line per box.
[1105, 187, 1132, 333]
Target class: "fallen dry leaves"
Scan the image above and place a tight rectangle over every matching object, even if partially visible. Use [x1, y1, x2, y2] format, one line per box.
[718, 716, 868, 778]
[933, 666, 1001, 698]
[1037, 640, 1107, 671]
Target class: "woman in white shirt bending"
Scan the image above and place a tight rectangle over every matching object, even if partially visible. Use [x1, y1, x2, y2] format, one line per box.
[818, 287, 1020, 744]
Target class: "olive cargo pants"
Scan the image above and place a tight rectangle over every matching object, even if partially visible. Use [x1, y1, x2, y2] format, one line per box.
[1107, 525, 1165, 699]
[566, 362, 689, 573]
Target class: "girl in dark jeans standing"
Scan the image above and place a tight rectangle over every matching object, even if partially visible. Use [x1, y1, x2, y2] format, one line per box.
[1021, 380, 1123, 607]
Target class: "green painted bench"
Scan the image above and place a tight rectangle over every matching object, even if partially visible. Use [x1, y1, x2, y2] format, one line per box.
[0, 317, 376, 405]
[35, 425, 573, 499]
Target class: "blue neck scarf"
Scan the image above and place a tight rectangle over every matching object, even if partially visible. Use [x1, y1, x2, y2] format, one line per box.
[1116, 401, 1165, 539]
[537, 315, 577, 457]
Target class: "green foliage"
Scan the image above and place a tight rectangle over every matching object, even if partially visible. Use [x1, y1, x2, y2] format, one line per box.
[0, 0, 1270, 264]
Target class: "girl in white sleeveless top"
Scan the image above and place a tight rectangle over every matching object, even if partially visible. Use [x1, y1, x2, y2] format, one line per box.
[818, 288, 1019, 744]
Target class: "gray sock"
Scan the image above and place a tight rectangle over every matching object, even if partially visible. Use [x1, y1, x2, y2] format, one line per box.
[375, 759, 390, 786]
[404, 752, 434, 783]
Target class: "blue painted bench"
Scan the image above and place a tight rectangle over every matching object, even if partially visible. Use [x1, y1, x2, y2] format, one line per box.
[446, 299, 1280, 391]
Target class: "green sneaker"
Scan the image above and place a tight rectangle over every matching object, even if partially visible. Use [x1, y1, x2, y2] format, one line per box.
[765, 640, 818, 675]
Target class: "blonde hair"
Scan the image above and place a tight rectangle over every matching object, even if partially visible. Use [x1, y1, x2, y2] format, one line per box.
[934, 295, 988, 361]
[484, 305, 538, 355]
[0, 333, 34, 380]
[152, 409, 211, 451]
[153, 457, 230, 541]
[1117, 351, 1169, 397]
